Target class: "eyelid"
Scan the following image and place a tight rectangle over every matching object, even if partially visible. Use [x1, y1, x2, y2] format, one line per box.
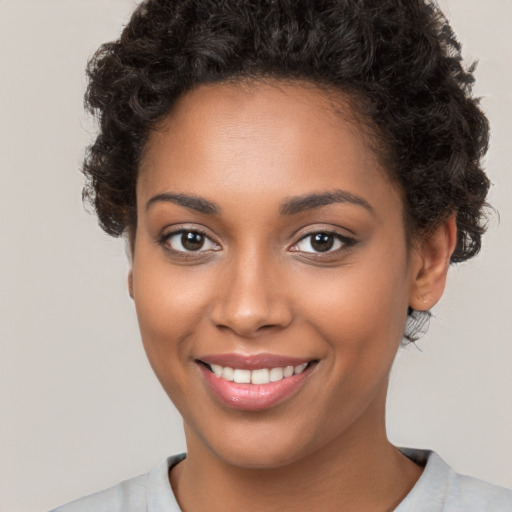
[289, 229, 357, 255]
[156, 225, 356, 257]
[158, 227, 221, 253]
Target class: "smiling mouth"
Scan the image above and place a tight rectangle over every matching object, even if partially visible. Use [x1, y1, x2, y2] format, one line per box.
[200, 361, 313, 384]
[197, 357, 318, 410]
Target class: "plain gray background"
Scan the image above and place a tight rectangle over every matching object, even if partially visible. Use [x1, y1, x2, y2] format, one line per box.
[0, 1, 510, 510]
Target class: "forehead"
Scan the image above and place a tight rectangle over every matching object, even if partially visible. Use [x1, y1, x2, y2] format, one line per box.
[138, 80, 402, 220]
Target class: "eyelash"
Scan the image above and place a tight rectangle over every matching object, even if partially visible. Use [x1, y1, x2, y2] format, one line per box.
[291, 231, 357, 256]
[157, 228, 219, 255]
[157, 228, 357, 257]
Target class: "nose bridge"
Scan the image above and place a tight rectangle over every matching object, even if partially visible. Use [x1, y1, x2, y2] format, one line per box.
[210, 243, 292, 337]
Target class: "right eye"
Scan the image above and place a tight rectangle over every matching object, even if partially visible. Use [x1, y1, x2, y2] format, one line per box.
[160, 230, 220, 253]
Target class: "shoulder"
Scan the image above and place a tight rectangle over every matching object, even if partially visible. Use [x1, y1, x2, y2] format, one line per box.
[444, 470, 512, 511]
[48, 473, 147, 512]
[396, 448, 512, 512]
[48, 454, 185, 512]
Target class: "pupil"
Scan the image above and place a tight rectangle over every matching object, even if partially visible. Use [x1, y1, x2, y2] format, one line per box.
[182, 232, 204, 251]
[311, 233, 334, 252]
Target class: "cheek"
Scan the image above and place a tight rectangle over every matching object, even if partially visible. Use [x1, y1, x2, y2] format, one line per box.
[292, 260, 410, 424]
[295, 249, 410, 362]
[131, 252, 214, 376]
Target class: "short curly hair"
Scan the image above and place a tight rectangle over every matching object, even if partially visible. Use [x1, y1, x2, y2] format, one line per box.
[84, 0, 490, 265]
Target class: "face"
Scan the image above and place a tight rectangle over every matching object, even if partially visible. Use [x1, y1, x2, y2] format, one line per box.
[131, 81, 421, 469]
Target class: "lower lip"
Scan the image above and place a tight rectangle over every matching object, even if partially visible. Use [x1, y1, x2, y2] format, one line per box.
[199, 364, 313, 411]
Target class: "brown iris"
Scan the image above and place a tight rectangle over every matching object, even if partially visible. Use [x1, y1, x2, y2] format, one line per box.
[311, 233, 335, 252]
[181, 231, 205, 251]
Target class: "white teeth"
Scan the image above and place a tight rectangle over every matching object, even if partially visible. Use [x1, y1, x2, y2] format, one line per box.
[269, 367, 284, 382]
[221, 367, 234, 381]
[233, 369, 251, 383]
[251, 368, 270, 384]
[211, 364, 223, 377]
[294, 363, 308, 375]
[283, 365, 294, 378]
[208, 362, 311, 383]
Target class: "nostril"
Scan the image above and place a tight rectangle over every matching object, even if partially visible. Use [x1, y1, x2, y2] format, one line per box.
[209, 273, 294, 337]
[211, 305, 293, 338]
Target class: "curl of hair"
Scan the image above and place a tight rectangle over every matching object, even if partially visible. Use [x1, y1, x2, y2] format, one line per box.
[83, 0, 491, 341]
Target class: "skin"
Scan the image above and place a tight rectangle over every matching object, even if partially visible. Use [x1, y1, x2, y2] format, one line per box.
[129, 80, 456, 512]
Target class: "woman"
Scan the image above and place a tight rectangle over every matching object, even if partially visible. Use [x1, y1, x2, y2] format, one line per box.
[50, 0, 512, 510]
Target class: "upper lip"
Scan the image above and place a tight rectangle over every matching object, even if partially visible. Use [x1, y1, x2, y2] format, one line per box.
[197, 353, 314, 370]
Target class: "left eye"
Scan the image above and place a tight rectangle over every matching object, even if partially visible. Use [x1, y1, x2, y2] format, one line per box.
[293, 232, 347, 253]
[164, 230, 219, 252]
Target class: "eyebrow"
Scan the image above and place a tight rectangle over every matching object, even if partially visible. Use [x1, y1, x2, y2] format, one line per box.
[145, 193, 220, 215]
[145, 189, 373, 217]
[279, 190, 374, 216]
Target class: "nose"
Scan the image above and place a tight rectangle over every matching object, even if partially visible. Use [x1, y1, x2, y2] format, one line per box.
[210, 250, 293, 338]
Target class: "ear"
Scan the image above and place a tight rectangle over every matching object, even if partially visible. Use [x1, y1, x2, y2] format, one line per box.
[125, 235, 135, 299]
[409, 214, 457, 311]
[128, 270, 134, 299]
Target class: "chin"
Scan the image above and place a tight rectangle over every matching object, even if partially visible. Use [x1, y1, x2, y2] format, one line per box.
[213, 441, 308, 470]
[185, 414, 327, 470]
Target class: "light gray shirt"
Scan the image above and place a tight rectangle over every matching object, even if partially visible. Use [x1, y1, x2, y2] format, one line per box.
[49, 449, 512, 511]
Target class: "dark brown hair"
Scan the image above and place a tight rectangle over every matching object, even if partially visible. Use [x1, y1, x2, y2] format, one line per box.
[83, 1, 491, 337]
